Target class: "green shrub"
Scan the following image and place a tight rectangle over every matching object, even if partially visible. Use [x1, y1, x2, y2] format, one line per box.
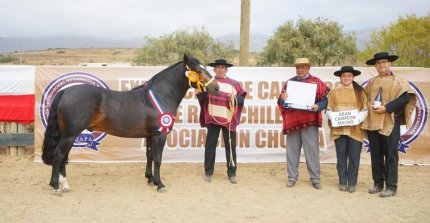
[0, 55, 19, 63]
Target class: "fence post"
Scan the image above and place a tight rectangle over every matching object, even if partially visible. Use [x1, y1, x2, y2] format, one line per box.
[4, 122, 10, 155]
[17, 124, 27, 156]
[9, 122, 18, 156]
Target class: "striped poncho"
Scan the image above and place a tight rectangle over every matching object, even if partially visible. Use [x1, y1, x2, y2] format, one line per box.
[197, 76, 247, 131]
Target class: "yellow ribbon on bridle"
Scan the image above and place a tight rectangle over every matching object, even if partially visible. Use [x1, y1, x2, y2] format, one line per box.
[186, 70, 215, 93]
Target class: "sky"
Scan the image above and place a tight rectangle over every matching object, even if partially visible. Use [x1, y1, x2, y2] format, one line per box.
[1, 0, 429, 39]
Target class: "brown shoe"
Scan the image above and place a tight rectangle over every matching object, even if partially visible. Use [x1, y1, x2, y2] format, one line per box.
[368, 185, 383, 194]
[379, 189, 396, 198]
[339, 184, 347, 191]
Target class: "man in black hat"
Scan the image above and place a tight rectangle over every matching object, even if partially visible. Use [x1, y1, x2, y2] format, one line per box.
[196, 59, 247, 184]
[361, 52, 416, 197]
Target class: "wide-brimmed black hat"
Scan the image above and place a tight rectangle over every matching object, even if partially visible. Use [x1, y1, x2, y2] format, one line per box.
[366, 52, 398, 65]
[334, 66, 361, 77]
[208, 59, 233, 67]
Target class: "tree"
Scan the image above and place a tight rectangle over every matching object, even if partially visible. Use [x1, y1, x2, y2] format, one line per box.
[134, 28, 236, 65]
[359, 14, 430, 67]
[257, 17, 357, 66]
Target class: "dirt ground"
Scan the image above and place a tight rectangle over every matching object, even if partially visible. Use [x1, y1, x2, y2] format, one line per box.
[0, 154, 429, 223]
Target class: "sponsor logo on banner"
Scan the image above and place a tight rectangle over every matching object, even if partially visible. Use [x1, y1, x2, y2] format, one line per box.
[362, 80, 428, 154]
[40, 72, 110, 151]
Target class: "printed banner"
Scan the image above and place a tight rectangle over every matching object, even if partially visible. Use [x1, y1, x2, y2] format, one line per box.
[33, 66, 430, 164]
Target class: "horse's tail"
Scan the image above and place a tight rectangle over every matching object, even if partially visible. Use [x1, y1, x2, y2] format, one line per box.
[42, 90, 65, 165]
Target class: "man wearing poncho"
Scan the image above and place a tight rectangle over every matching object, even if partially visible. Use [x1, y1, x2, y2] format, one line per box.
[197, 59, 247, 184]
[277, 58, 330, 189]
[362, 52, 417, 198]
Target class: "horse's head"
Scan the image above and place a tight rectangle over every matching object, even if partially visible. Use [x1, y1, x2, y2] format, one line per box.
[184, 55, 219, 95]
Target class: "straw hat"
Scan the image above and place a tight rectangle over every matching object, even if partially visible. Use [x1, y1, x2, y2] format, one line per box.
[294, 58, 311, 66]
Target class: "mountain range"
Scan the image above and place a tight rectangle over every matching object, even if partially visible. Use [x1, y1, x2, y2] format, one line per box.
[0, 29, 374, 53]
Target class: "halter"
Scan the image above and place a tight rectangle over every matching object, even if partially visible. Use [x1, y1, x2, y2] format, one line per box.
[185, 66, 215, 93]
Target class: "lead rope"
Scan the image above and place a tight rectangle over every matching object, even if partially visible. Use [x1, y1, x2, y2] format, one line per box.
[228, 95, 237, 167]
[209, 93, 238, 167]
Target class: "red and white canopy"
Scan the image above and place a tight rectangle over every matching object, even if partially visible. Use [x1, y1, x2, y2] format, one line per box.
[0, 65, 35, 124]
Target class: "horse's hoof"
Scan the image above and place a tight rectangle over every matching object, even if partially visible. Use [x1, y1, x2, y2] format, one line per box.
[147, 180, 155, 186]
[62, 188, 71, 193]
[51, 189, 62, 196]
[157, 187, 167, 193]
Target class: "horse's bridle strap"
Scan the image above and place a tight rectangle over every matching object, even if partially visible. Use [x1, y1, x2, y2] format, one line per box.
[203, 77, 215, 87]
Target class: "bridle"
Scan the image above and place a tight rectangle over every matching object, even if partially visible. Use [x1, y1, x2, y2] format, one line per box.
[185, 65, 215, 93]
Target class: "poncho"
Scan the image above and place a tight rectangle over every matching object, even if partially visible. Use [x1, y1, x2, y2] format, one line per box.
[361, 74, 417, 136]
[278, 75, 330, 134]
[198, 76, 246, 131]
[327, 84, 368, 142]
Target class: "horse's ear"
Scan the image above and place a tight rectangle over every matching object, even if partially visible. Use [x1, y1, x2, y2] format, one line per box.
[183, 54, 189, 63]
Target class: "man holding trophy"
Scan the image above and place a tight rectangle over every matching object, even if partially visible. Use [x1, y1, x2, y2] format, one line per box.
[361, 52, 417, 197]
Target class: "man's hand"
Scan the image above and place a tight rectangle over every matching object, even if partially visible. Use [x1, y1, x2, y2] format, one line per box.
[373, 105, 386, 114]
[311, 104, 319, 112]
[281, 92, 288, 101]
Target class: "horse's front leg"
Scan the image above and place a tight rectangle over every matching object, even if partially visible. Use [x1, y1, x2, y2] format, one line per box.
[152, 135, 167, 192]
[145, 138, 154, 185]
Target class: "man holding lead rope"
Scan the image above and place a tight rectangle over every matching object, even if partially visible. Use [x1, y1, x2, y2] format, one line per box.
[197, 59, 247, 184]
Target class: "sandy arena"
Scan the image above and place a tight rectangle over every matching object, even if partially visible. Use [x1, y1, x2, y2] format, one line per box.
[1, 154, 429, 222]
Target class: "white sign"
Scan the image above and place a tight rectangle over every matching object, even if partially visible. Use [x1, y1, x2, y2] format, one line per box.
[284, 81, 317, 110]
[331, 109, 359, 127]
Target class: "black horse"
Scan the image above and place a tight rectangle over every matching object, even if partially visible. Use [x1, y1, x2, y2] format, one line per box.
[42, 55, 219, 195]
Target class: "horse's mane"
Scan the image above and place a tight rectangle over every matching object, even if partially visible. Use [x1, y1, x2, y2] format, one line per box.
[132, 85, 146, 91]
[132, 61, 184, 91]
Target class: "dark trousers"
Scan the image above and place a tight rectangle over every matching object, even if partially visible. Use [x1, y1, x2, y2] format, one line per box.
[334, 135, 362, 186]
[367, 118, 400, 191]
[204, 124, 237, 177]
